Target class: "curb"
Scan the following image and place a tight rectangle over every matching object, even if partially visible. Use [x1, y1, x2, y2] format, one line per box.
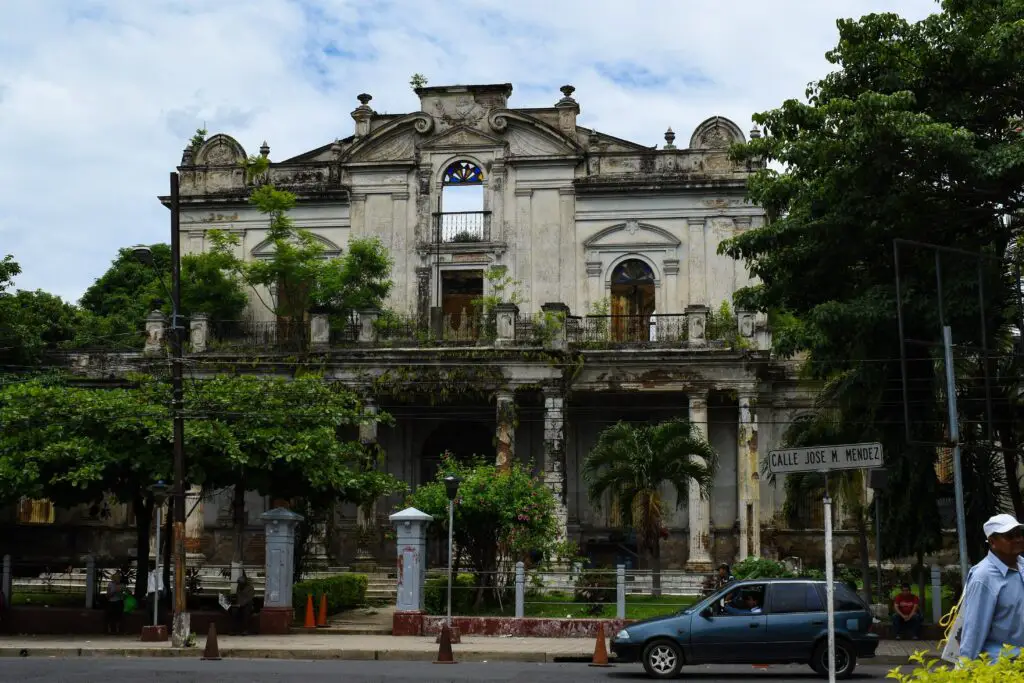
[0, 647, 922, 666]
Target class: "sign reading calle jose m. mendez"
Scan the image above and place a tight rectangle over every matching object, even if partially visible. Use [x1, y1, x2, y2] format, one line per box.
[767, 442, 884, 476]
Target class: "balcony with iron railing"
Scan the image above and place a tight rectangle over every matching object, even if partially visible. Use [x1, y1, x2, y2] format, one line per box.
[150, 305, 765, 358]
[434, 211, 491, 243]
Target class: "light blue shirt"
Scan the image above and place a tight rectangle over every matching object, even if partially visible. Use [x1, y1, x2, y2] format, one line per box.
[959, 551, 1024, 661]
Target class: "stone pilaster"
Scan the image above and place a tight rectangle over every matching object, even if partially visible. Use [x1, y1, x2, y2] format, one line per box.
[686, 393, 712, 570]
[184, 485, 204, 557]
[687, 217, 707, 306]
[737, 393, 761, 561]
[144, 311, 166, 356]
[495, 390, 517, 471]
[415, 267, 431, 331]
[542, 389, 568, 541]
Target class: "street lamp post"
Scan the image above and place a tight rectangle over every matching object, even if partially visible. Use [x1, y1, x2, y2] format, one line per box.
[443, 475, 461, 627]
[132, 171, 188, 646]
[148, 481, 169, 627]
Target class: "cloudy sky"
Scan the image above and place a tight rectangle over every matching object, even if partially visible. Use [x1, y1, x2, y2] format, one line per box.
[1, 0, 938, 302]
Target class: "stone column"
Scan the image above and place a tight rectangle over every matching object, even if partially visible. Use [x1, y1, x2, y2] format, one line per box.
[737, 393, 761, 561]
[258, 507, 304, 634]
[189, 314, 209, 353]
[390, 507, 433, 636]
[494, 302, 518, 347]
[686, 393, 712, 570]
[495, 389, 517, 471]
[310, 312, 330, 350]
[543, 389, 568, 542]
[686, 304, 709, 348]
[144, 311, 166, 356]
[540, 302, 570, 351]
[358, 309, 380, 343]
[185, 485, 204, 557]
[415, 267, 431, 330]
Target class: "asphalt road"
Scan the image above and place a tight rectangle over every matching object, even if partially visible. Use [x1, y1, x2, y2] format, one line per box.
[0, 658, 910, 682]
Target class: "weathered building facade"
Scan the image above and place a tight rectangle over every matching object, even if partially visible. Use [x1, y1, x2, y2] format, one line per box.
[10, 82, 824, 571]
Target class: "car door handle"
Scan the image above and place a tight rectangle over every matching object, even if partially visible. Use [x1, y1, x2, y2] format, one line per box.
[749, 623, 760, 628]
[811, 620, 825, 625]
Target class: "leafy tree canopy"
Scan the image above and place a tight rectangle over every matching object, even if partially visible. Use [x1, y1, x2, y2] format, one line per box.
[720, 2, 1024, 558]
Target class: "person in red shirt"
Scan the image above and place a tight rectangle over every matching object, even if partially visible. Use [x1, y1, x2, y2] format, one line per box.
[891, 582, 922, 640]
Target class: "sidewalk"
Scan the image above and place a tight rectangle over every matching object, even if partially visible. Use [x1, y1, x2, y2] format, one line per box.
[0, 634, 940, 666]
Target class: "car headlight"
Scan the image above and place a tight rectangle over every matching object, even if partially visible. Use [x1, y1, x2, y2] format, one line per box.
[615, 630, 630, 640]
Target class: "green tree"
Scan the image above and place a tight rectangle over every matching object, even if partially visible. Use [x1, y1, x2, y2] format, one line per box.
[79, 245, 247, 343]
[0, 289, 83, 365]
[720, 3, 1024, 562]
[0, 255, 19, 293]
[406, 455, 560, 608]
[209, 188, 393, 326]
[582, 419, 718, 596]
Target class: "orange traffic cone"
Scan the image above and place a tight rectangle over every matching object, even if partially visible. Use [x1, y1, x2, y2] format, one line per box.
[434, 623, 456, 664]
[317, 593, 328, 627]
[589, 622, 613, 667]
[201, 622, 221, 661]
[303, 594, 316, 629]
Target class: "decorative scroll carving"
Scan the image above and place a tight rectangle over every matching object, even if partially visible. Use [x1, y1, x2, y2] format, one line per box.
[488, 111, 510, 133]
[411, 112, 434, 135]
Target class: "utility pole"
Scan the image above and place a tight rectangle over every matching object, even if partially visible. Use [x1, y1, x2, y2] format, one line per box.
[169, 171, 190, 646]
[942, 326, 971, 582]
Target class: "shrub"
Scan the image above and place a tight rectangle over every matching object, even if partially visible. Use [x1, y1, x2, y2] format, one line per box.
[733, 557, 795, 580]
[424, 573, 478, 615]
[888, 648, 1024, 681]
[574, 571, 616, 616]
[292, 574, 367, 616]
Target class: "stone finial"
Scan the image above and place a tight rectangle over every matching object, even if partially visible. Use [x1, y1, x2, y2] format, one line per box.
[664, 127, 677, 150]
[555, 84, 579, 134]
[259, 141, 270, 158]
[750, 125, 762, 139]
[181, 145, 194, 166]
[559, 85, 576, 101]
[357, 93, 373, 106]
[352, 94, 374, 138]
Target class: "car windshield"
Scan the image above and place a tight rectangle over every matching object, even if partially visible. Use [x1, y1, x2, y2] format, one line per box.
[681, 584, 738, 614]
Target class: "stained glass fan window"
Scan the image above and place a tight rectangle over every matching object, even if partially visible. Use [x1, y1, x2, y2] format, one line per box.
[443, 160, 484, 185]
[611, 259, 655, 285]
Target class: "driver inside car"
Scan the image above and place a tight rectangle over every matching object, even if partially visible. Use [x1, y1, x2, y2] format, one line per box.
[722, 590, 763, 615]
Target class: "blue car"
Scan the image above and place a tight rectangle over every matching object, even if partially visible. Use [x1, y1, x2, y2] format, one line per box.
[610, 578, 879, 679]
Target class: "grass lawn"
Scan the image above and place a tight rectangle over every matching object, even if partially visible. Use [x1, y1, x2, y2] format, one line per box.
[10, 591, 87, 608]
[447, 591, 695, 619]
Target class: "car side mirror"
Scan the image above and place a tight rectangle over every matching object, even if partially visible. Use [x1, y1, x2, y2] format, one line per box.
[700, 607, 713, 619]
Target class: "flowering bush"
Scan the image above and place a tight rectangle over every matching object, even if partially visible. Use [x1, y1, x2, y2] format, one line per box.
[405, 454, 560, 606]
[887, 649, 1024, 681]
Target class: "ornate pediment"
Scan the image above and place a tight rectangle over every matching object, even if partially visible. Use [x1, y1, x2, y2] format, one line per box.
[252, 234, 342, 259]
[583, 221, 682, 249]
[359, 132, 418, 162]
[420, 124, 505, 150]
[507, 123, 574, 157]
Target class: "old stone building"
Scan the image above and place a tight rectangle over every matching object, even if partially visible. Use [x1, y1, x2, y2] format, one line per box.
[6, 82, 829, 572]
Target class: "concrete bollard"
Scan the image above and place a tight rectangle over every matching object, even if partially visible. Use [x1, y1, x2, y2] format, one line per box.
[85, 555, 96, 609]
[515, 562, 525, 618]
[931, 565, 942, 624]
[616, 565, 626, 619]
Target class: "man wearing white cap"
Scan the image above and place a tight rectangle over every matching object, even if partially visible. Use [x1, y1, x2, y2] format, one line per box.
[958, 513, 1024, 661]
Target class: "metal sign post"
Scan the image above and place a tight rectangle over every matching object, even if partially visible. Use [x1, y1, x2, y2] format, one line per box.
[768, 442, 884, 683]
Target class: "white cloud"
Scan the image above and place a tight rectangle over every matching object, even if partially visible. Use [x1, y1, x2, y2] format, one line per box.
[0, 0, 939, 302]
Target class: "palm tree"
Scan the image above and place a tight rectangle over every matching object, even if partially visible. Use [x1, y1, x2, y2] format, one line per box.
[582, 418, 718, 597]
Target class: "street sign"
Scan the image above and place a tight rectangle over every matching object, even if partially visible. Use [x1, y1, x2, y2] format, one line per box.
[765, 441, 884, 683]
[767, 442, 883, 475]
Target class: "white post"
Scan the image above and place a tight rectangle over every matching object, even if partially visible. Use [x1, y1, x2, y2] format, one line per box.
[942, 326, 970, 581]
[930, 564, 942, 625]
[154, 505, 162, 626]
[447, 499, 454, 627]
[824, 478, 836, 683]
[515, 562, 525, 618]
[616, 565, 626, 620]
[85, 555, 96, 609]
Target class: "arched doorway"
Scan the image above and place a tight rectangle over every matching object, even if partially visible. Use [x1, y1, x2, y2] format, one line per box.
[610, 259, 656, 341]
[420, 420, 493, 485]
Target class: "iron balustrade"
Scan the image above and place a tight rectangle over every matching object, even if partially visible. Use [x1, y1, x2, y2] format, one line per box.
[436, 212, 491, 243]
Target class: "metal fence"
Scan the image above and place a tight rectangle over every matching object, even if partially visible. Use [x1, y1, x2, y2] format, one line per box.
[568, 314, 689, 345]
[437, 212, 490, 243]
[209, 320, 310, 352]
[424, 566, 699, 619]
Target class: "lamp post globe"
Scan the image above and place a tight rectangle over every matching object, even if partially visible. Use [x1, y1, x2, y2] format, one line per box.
[131, 245, 154, 266]
[443, 475, 461, 501]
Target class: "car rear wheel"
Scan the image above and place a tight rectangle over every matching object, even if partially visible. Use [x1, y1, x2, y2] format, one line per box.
[810, 639, 857, 679]
[642, 639, 683, 679]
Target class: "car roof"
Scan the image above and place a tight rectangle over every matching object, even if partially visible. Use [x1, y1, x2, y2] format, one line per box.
[731, 578, 827, 585]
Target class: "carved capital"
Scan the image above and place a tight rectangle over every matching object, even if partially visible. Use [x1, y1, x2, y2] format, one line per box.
[585, 261, 602, 277]
[663, 258, 680, 276]
[514, 187, 533, 198]
[687, 217, 705, 229]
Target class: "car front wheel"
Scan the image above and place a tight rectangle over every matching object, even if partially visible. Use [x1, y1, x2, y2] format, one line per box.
[642, 639, 683, 679]
[810, 639, 857, 679]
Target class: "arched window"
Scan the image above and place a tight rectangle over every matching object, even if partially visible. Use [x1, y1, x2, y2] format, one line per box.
[440, 160, 486, 242]
[610, 259, 656, 341]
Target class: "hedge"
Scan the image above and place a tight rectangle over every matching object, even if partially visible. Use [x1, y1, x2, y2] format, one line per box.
[890, 649, 1024, 681]
[424, 573, 477, 615]
[293, 574, 368, 616]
